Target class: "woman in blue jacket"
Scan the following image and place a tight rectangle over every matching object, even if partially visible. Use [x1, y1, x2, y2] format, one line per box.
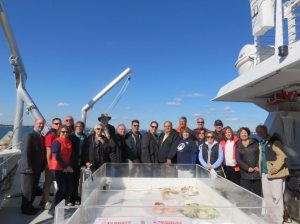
[176, 129, 198, 177]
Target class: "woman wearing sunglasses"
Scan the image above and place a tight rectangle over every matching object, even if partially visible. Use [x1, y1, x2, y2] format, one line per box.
[199, 131, 224, 177]
[48, 125, 74, 216]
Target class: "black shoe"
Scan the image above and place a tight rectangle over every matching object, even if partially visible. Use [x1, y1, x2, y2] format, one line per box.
[21, 209, 38, 215]
[39, 200, 45, 209]
[48, 208, 55, 216]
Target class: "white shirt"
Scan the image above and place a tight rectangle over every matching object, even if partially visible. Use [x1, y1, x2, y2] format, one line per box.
[224, 140, 236, 166]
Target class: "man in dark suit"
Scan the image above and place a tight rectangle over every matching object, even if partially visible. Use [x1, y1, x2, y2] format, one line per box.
[18, 118, 46, 215]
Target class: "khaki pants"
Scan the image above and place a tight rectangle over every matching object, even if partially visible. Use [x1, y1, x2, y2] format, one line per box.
[42, 167, 53, 203]
[262, 173, 285, 223]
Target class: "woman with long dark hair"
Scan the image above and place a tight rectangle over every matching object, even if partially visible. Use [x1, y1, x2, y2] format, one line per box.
[219, 126, 240, 185]
[236, 127, 261, 196]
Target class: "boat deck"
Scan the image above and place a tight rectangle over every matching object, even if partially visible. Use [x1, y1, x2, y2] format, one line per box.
[0, 195, 54, 224]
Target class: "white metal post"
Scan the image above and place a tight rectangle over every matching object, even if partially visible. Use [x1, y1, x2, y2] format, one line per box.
[81, 67, 132, 124]
[275, 0, 284, 55]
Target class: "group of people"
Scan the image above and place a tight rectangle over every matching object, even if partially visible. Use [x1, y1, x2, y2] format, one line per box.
[18, 114, 289, 222]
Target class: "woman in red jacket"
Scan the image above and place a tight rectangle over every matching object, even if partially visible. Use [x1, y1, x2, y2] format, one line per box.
[48, 125, 73, 216]
[219, 126, 240, 185]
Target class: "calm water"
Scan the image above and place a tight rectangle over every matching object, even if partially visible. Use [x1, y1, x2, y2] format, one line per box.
[0, 126, 32, 139]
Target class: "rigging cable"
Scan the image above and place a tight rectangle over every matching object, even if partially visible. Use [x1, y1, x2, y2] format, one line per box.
[105, 75, 131, 114]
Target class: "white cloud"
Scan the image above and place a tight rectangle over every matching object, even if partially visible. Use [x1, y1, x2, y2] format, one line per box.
[224, 106, 235, 113]
[57, 102, 70, 107]
[186, 92, 204, 97]
[167, 97, 182, 106]
[224, 117, 240, 121]
[206, 107, 216, 115]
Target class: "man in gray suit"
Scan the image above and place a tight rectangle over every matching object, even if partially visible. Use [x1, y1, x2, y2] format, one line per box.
[18, 118, 46, 215]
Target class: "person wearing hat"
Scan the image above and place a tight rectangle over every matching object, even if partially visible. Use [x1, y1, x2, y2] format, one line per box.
[98, 113, 116, 140]
[213, 119, 224, 142]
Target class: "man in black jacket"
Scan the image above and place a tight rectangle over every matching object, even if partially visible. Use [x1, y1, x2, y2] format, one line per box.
[141, 121, 159, 163]
[110, 124, 128, 176]
[18, 118, 46, 215]
[125, 120, 142, 176]
[158, 121, 179, 177]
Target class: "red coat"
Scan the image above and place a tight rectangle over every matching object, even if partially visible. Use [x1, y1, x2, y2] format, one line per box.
[220, 136, 240, 171]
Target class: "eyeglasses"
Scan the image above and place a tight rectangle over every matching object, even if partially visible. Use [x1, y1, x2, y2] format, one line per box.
[133, 124, 139, 127]
[151, 126, 158, 129]
[53, 122, 61, 125]
[197, 121, 204, 124]
[61, 131, 68, 134]
[207, 136, 214, 139]
[199, 132, 205, 135]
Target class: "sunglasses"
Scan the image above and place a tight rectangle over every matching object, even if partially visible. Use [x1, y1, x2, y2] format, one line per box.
[133, 124, 139, 127]
[207, 136, 214, 139]
[151, 126, 158, 129]
[53, 122, 61, 125]
[61, 131, 68, 134]
[197, 121, 204, 124]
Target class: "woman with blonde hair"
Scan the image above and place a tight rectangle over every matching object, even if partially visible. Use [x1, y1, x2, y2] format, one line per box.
[199, 131, 224, 176]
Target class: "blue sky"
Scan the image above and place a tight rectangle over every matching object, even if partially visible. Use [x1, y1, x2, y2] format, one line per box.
[0, 0, 268, 131]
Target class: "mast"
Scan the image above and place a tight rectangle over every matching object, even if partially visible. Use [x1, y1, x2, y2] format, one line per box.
[0, 0, 45, 148]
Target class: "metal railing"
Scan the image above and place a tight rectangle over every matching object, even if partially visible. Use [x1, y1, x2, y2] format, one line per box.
[0, 152, 20, 207]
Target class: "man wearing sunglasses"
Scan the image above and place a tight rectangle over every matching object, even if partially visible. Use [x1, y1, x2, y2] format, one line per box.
[40, 118, 62, 209]
[141, 121, 159, 163]
[125, 120, 142, 176]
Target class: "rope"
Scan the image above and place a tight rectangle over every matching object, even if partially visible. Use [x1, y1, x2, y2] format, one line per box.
[105, 75, 131, 114]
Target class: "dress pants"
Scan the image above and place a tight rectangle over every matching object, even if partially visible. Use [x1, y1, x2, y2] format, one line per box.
[20, 172, 41, 212]
[42, 167, 53, 204]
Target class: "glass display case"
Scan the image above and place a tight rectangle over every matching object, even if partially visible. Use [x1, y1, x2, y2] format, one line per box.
[55, 163, 280, 224]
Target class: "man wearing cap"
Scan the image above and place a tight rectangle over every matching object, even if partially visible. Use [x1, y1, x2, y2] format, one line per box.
[213, 119, 224, 142]
[98, 113, 116, 140]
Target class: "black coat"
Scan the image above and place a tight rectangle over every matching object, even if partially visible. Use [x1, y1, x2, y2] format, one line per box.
[125, 131, 142, 161]
[141, 131, 159, 163]
[158, 129, 180, 163]
[18, 130, 45, 174]
[69, 133, 88, 167]
[110, 134, 128, 163]
[84, 134, 111, 170]
[236, 138, 261, 180]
